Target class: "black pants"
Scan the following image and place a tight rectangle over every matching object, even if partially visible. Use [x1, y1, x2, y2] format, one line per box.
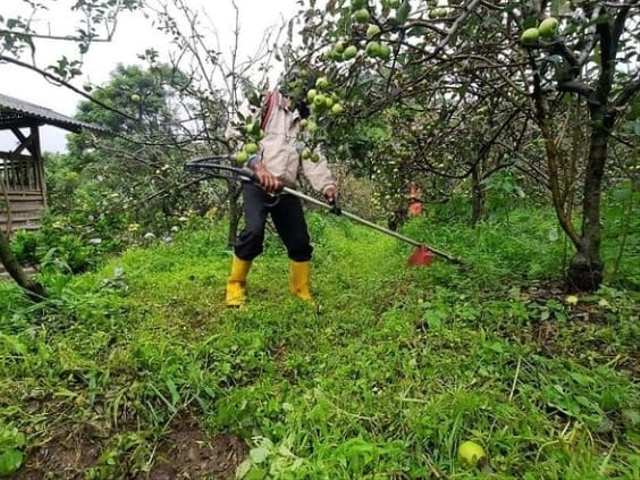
[234, 182, 313, 262]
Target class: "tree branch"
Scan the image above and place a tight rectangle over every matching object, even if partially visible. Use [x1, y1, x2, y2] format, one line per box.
[612, 0, 640, 44]
[0, 55, 136, 122]
[0, 29, 114, 43]
[556, 80, 599, 104]
[614, 74, 640, 108]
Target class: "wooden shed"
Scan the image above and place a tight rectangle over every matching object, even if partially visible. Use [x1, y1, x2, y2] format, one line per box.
[0, 92, 106, 233]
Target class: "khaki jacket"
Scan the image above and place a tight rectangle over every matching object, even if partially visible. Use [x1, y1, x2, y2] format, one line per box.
[227, 91, 336, 194]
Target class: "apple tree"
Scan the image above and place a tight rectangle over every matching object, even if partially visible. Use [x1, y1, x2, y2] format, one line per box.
[291, 0, 640, 290]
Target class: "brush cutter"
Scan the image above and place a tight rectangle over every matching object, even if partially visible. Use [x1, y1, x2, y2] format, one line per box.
[184, 156, 463, 266]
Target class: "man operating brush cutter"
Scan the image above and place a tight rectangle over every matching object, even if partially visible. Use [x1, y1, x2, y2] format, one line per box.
[187, 71, 463, 307]
[185, 157, 464, 305]
[220, 68, 340, 307]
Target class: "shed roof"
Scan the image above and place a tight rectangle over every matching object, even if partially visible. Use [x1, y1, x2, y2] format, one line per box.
[0, 92, 108, 133]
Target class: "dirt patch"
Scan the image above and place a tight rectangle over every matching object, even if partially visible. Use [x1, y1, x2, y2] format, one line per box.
[272, 343, 297, 384]
[13, 413, 247, 480]
[141, 416, 248, 480]
[532, 321, 558, 355]
[514, 281, 640, 378]
[13, 425, 101, 480]
[520, 279, 570, 303]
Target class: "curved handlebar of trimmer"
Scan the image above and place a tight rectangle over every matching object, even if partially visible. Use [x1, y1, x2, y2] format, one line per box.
[184, 155, 259, 183]
[183, 155, 464, 264]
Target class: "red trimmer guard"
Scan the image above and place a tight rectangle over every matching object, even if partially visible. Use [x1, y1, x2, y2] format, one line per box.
[408, 245, 435, 267]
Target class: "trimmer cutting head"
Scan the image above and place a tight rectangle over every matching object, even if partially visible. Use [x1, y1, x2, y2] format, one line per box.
[407, 245, 435, 267]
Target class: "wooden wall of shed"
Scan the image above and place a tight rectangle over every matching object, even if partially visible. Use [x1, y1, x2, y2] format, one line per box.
[0, 126, 46, 235]
[0, 191, 45, 233]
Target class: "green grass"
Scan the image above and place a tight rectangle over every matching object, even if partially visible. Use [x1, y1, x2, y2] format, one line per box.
[1, 204, 639, 479]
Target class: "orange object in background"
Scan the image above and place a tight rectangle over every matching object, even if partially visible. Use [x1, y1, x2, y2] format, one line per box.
[409, 200, 423, 216]
[408, 182, 423, 216]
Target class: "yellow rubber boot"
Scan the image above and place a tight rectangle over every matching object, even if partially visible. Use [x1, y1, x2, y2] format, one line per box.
[289, 261, 313, 301]
[226, 256, 252, 307]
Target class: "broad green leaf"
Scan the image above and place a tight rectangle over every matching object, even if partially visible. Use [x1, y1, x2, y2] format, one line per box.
[243, 466, 267, 480]
[594, 13, 612, 25]
[408, 26, 428, 37]
[523, 16, 538, 29]
[395, 1, 411, 24]
[422, 309, 446, 329]
[0, 450, 24, 476]
[165, 378, 179, 406]
[235, 459, 253, 479]
[550, 0, 563, 16]
[570, 372, 594, 386]
[487, 341, 505, 353]
[249, 446, 270, 464]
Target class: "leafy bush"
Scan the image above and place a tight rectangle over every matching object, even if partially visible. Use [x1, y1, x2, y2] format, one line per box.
[10, 230, 39, 266]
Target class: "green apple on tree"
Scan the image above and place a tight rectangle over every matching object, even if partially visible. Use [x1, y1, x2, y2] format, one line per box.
[313, 94, 326, 108]
[378, 44, 391, 60]
[131, 94, 141, 102]
[316, 76, 330, 90]
[245, 122, 262, 137]
[307, 89, 318, 101]
[367, 24, 381, 38]
[331, 103, 345, 115]
[328, 49, 343, 61]
[235, 151, 249, 163]
[354, 8, 370, 23]
[244, 143, 259, 155]
[520, 27, 540, 45]
[366, 41, 382, 58]
[342, 45, 358, 60]
[539, 17, 558, 38]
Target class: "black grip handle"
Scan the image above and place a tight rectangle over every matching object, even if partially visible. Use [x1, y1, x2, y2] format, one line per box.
[239, 168, 260, 184]
[330, 197, 342, 216]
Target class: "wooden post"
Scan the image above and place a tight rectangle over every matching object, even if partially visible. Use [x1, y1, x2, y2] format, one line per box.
[31, 126, 46, 206]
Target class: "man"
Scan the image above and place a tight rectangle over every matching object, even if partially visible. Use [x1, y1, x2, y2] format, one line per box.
[225, 71, 339, 307]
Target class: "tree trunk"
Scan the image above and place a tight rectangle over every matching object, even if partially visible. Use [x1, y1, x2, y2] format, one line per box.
[0, 228, 47, 301]
[471, 164, 483, 226]
[567, 127, 609, 291]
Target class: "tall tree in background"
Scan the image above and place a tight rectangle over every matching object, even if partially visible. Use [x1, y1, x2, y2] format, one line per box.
[60, 61, 231, 233]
